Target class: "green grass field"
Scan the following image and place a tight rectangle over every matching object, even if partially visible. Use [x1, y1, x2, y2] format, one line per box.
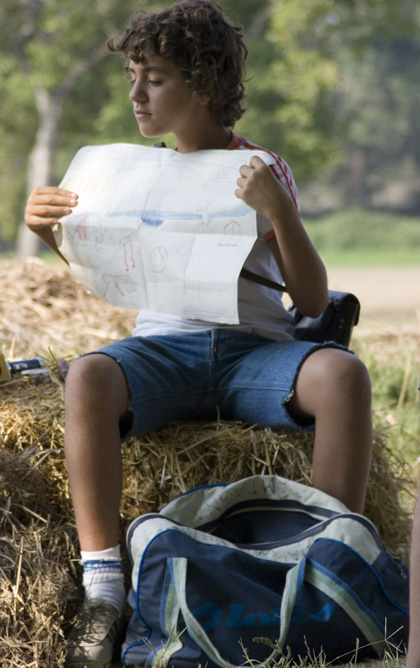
[352, 332, 420, 474]
[35, 247, 420, 268]
[305, 208, 420, 268]
[318, 247, 420, 268]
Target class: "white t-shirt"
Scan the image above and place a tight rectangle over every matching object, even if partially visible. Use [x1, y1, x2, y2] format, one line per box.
[132, 133, 298, 342]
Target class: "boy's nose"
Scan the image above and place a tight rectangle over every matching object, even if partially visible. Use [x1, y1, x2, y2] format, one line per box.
[129, 81, 148, 102]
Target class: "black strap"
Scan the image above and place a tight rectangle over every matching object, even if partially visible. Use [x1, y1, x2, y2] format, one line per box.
[240, 268, 287, 293]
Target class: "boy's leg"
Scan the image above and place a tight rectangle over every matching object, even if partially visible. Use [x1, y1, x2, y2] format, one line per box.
[64, 352, 129, 552]
[64, 331, 215, 555]
[63, 333, 215, 666]
[287, 347, 372, 513]
[64, 353, 129, 668]
[216, 333, 372, 514]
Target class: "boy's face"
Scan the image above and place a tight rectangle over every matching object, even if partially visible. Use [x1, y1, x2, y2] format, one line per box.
[127, 55, 209, 143]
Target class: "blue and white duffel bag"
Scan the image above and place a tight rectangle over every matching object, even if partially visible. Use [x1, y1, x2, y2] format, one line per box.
[122, 475, 409, 667]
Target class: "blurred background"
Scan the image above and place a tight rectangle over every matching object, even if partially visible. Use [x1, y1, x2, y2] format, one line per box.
[0, 0, 419, 330]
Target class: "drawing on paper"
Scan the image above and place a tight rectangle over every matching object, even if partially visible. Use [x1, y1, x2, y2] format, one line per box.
[54, 143, 275, 323]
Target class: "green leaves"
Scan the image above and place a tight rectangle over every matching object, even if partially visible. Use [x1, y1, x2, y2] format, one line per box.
[1, 0, 420, 248]
[236, 0, 339, 179]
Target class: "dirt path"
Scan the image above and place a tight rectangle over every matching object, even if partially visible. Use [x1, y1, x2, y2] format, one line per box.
[326, 267, 420, 333]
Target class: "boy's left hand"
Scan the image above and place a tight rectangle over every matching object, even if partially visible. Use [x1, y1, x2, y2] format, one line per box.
[235, 155, 294, 220]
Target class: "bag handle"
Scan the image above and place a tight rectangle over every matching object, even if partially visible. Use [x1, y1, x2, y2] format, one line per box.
[304, 559, 387, 655]
[279, 557, 387, 658]
[167, 555, 387, 667]
[167, 557, 281, 668]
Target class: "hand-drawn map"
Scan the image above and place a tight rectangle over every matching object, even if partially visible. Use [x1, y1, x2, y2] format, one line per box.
[54, 143, 275, 324]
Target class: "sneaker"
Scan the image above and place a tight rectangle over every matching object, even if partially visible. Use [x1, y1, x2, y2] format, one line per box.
[65, 598, 125, 668]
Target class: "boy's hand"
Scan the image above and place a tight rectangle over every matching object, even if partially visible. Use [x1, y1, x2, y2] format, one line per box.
[25, 187, 78, 232]
[235, 155, 294, 221]
[24, 187, 78, 264]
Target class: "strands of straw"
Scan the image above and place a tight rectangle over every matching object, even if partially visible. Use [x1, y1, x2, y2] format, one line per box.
[0, 258, 135, 359]
[0, 259, 417, 667]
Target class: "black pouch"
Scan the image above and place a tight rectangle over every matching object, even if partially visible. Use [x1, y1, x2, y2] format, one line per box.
[240, 269, 360, 347]
[290, 291, 360, 346]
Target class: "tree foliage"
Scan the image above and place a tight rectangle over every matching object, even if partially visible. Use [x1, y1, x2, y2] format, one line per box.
[236, 0, 339, 179]
[310, 0, 420, 211]
[0, 0, 419, 252]
[0, 0, 160, 248]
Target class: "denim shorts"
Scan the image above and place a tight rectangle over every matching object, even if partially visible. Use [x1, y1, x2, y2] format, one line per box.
[95, 329, 344, 440]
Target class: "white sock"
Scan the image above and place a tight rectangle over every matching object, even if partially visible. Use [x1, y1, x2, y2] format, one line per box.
[80, 545, 126, 613]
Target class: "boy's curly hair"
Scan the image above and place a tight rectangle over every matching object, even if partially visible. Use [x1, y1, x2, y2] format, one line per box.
[107, 0, 247, 128]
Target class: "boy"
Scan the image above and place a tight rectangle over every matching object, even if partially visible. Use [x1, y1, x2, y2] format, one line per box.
[24, 1, 373, 666]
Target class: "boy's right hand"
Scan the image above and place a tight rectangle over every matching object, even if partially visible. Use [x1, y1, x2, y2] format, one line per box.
[25, 187, 78, 232]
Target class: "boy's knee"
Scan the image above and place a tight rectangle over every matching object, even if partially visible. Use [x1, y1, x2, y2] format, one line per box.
[67, 353, 108, 387]
[65, 353, 127, 408]
[325, 349, 371, 404]
[340, 351, 370, 390]
[303, 348, 371, 403]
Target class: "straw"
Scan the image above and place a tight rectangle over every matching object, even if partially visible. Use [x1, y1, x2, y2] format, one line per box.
[0, 259, 416, 666]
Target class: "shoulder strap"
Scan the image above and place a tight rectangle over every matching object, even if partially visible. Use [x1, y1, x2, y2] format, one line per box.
[240, 267, 287, 293]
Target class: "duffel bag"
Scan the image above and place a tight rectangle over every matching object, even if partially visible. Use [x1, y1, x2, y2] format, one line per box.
[122, 475, 408, 667]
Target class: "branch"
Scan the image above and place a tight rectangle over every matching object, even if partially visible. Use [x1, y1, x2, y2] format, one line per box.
[55, 42, 108, 100]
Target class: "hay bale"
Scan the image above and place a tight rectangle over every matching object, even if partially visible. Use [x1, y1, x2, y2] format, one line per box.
[121, 421, 414, 558]
[0, 445, 79, 667]
[1, 370, 413, 554]
[0, 259, 415, 666]
[0, 258, 135, 359]
[0, 373, 413, 665]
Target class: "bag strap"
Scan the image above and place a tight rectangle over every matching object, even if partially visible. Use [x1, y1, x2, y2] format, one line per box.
[167, 557, 281, 668]
[279, 558, 387, 658]
[239, 267, 287, 293]
[167, 555, 387, 667]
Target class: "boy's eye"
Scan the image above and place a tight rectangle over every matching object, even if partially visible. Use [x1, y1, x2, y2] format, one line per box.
[148, 79, 162, 86]
[125, 73, 136, 85]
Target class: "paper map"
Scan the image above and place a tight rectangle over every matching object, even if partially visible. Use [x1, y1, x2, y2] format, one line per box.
[54, 143, 274, 324]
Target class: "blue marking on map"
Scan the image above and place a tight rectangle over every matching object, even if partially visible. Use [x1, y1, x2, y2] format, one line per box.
[108, 210, 199, 223]
[107, 205, 250, 223]
[141, 216, 164, 227]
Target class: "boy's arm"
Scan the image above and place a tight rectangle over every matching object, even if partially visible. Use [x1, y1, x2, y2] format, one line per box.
[235, 155, 328, 317]
[24, 187, 78, 264]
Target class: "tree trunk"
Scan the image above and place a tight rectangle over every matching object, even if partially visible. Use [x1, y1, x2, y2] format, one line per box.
[16, 87, 62, 261]
[347, 147, 369, 209]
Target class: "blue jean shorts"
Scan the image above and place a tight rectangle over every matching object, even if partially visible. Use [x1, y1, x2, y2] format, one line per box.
[95, 329, 344, 440]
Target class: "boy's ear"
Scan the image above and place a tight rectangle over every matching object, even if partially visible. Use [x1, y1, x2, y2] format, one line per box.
[193, 91, 211, 106]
